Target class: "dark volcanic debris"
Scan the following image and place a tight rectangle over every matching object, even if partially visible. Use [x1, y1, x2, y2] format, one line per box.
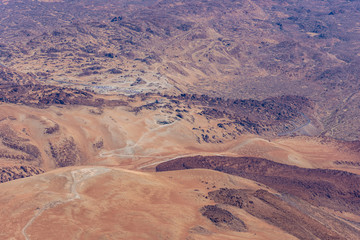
[134, 93, 315, 139]
[200, 205, 247, 232]
[157, 156, 360, 239]
[49, 137, 81, 168]
[156, 156, 360, 214]
[0, 165, 44, 183]
[0, 84, 128, 108]
[0, 66, 38, 85]
[208, 188, 347, 240]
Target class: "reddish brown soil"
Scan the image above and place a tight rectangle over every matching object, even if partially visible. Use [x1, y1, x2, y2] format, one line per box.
[0, 167, 300, 240]
[156, 156, 360, 214]
[208, 188, 348, 240]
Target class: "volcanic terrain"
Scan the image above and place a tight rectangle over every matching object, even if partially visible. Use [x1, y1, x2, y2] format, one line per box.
[1, 0, 360, 140]
[0, 0, 360, 239]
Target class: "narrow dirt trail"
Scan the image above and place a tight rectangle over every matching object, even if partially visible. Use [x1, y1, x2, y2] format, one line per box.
[98, 120, 177, 159]
[21, 167, 110, 240]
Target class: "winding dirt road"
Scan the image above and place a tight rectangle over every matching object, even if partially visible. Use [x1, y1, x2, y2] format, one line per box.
[98, 120, 177, 159]
[21, 167, 110, 240]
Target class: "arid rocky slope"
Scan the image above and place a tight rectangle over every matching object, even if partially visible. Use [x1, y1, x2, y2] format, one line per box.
[0, 85, 359, 182]
[0, 92, 312, 181]
[157, 156, 360, 239]
[0, 66, 37, 85]
[0, 0, 359, 239]
[1, 164, 360, 239]
[0, 0, 359, 140]
[3, 166, 357, 240]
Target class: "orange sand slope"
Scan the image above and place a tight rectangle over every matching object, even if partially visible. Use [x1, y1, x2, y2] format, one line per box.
[0, 103, 359, 176]
[0, 167, 298, 240]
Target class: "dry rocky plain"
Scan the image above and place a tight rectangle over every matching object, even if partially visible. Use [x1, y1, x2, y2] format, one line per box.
[0, 0, 360, 239]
